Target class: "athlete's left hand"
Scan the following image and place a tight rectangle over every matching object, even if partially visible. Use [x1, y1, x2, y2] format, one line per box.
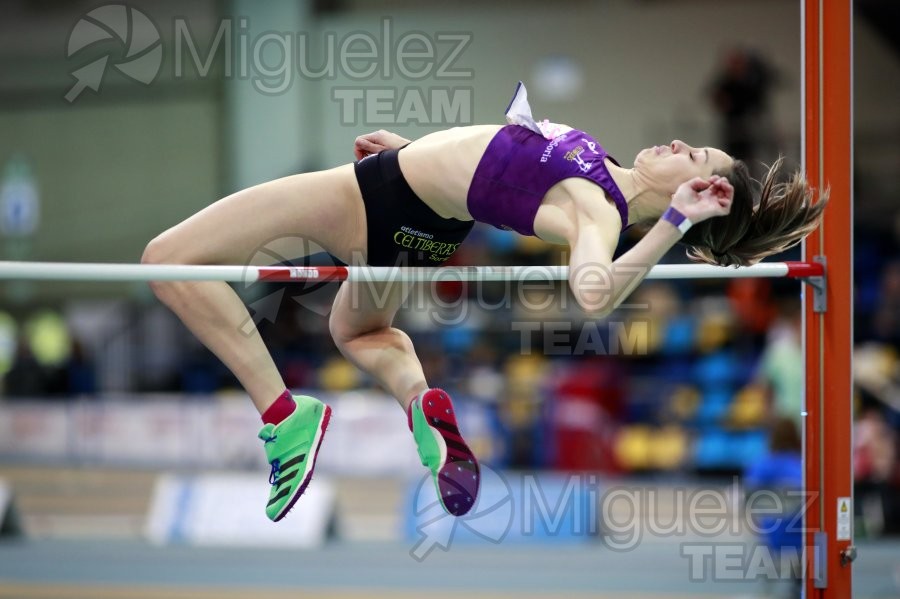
[670, 175, 734, 224]
[354, 130, 412, 160]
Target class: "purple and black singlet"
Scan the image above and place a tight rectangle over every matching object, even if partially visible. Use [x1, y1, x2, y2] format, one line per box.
[466, 81, 629, 236]
[352, 81, 628, 266]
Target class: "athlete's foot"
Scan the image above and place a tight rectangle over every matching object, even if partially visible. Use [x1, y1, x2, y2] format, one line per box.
[410, 388, 480, 516]
[258, 394, 331, 522]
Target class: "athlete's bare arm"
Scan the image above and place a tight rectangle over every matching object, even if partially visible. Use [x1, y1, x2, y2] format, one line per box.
[564, 176, 734, 317]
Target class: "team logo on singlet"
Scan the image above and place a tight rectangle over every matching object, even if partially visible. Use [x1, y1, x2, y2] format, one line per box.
[393, 226, 461, 262]
[565, 146, 593, 173]
[562, 137, 602, 173]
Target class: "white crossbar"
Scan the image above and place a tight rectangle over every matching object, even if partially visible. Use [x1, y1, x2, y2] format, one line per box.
[0, 261, 823, 283]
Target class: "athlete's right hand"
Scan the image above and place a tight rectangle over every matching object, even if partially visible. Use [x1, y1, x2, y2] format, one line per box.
[353, 130, 412, 160]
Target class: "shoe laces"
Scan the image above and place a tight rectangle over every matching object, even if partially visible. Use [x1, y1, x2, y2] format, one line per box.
[268, 458, 281, 485]
[260, 432, 280, 485]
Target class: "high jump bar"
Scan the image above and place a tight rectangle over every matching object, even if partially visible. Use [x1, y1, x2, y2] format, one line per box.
[0, 260, 825, 283]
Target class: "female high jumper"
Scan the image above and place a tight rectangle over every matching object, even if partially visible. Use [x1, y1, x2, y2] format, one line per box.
[143, 82, 827, 521]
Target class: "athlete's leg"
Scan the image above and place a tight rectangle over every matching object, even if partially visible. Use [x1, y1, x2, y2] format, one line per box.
[329, 279, 426, 410]
[329, 280, 479, 517]
[142, 164, 365, 414]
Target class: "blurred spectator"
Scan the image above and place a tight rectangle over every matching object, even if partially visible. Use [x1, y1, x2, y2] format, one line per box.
[727, 279, 777, 342]
[64, 339, 97, 396]
[755, 300, 803, 425]
[3, 338, 46, 397]
[630, 282, 683, 353]
[854, 343, 900, 413]
[1, 314, 98, 398]
[743, 417, 803, 598]
[708, 47, 779, 173]
[744, 417, 802, 489]
[872, 260, 900, 346]
[854, 405, 900, 536]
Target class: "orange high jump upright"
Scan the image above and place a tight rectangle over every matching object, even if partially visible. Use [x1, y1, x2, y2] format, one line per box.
[802, 0, 854, 597]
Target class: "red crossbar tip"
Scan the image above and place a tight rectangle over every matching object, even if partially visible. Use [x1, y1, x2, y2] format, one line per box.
[784, 261, 824, 278]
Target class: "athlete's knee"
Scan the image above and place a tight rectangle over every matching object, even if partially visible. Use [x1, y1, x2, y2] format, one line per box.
[142, 232, 189, 299]
[328, 309, 357, 349]
[329, 310, 403, 353]
[142, 231, 179, 267]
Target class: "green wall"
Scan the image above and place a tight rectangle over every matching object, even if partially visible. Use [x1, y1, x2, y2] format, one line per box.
[0, 98, 220, 265]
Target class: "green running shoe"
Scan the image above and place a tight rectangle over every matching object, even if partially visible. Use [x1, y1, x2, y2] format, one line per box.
[258, 395, 332, 522]
[411, 388, 480, 517]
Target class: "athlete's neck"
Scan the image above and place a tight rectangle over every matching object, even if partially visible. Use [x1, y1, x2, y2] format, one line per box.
[606, 161, 670, 227]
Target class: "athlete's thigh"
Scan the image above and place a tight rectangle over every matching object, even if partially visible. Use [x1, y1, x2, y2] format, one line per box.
[155, 164, 366, 266]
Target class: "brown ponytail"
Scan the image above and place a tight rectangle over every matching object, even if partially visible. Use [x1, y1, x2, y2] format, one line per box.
[681, 157, 829, 266]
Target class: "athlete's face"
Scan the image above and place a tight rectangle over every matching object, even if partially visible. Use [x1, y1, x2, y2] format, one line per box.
[634, 140, 734, 193]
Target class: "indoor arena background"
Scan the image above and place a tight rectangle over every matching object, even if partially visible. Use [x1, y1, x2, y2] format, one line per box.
[1, 1, 899, 598]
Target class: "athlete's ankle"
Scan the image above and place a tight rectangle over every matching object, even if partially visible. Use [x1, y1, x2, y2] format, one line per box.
[406, 400, 415, 432]
[404, 387, 428, 432]
[261, 390, 296, 425]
